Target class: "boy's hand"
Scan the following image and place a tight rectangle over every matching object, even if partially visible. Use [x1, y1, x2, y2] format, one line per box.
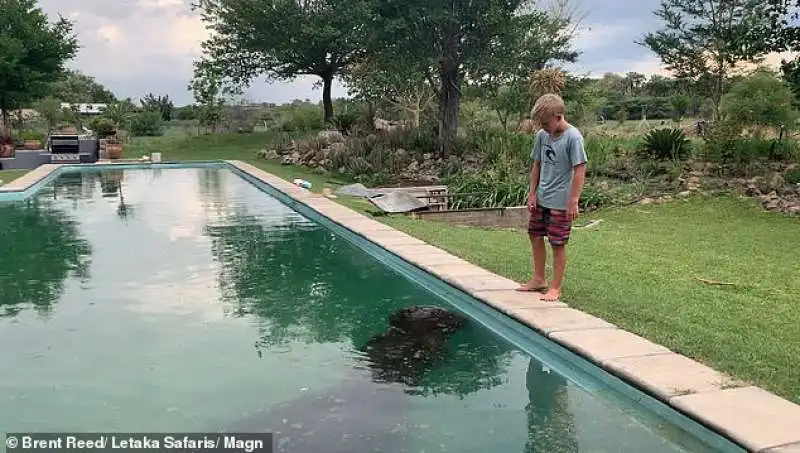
[527, 192, 537, 212]
[568, 198, 580, 221]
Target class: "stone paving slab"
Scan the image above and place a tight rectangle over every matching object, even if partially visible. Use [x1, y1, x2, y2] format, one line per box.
[423, 262, 500, 280]
[764, 443, 800, 453]
[510, 307, 616, 335]
[0, 164, 61, 192]
[471, 289, 567, 309]
[549, 327, 672, 364]
[382, 243, 468, 264]
[671, 386, 800, 452]
[445, 273, 522, 292]
[605, 353, 747, 400]
[358, 229, 428, 246]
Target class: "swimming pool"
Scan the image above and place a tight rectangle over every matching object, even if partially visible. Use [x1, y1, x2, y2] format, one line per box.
[0, 164, 745, 452]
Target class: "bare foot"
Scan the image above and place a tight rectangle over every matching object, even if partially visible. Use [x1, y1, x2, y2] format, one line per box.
[541, 288, 561, 301]
[516, 279, 548, 292]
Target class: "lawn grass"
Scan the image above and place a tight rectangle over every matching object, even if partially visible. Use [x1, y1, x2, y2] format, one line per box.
[0, 170, 29, 186]
[9, 126, 800, 404]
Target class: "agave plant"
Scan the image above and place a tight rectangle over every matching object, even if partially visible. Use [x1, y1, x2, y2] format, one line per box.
[639, 128, 692, 161]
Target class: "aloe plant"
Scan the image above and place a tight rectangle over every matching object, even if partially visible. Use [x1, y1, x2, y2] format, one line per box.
[639, 128, 692, 160]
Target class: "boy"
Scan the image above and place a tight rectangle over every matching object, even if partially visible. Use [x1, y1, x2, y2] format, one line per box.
[517, 94, 587, 302]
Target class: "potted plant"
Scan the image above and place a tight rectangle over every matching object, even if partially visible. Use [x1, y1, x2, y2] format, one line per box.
[0, 128, 14, 158]
[105, 135, 122, 159]
[19, 130, 45, 150]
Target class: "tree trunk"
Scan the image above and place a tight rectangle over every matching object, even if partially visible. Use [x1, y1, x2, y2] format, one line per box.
[0, 109, 9, 131]
[437, 60, 461, 159]
[322, 74, 334, 125]
[366, 101, 376, 132]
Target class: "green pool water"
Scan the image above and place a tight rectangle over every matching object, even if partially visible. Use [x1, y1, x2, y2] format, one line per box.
[0, 166, 742, 453]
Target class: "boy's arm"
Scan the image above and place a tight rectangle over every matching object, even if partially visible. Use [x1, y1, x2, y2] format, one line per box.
[568, 133, 588, 207]
[529, 133, 542, 197]
[530, 160, 541, 195]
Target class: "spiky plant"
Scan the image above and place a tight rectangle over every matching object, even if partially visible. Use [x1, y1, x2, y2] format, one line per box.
[529, 68, 566, 99]
[639, 128, 692, 160]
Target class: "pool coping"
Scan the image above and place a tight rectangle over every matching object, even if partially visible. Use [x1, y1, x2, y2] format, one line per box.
[4, 160, 799, 452]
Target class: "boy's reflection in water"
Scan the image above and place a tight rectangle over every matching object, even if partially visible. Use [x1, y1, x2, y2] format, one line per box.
[524, 358, 579, 452]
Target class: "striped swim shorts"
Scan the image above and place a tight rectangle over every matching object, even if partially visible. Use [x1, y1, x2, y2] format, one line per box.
[528, 205, 572, 246]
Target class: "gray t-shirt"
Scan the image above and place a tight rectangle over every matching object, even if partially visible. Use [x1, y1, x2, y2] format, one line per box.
[530, 126, 587, 210]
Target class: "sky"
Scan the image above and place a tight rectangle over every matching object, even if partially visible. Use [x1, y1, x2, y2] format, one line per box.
[37, 0, 794, 107]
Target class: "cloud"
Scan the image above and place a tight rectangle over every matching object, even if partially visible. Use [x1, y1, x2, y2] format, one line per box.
[571, 22, 630, 52]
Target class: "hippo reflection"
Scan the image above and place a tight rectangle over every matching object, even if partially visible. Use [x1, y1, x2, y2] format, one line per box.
[360, 305, 466, 387]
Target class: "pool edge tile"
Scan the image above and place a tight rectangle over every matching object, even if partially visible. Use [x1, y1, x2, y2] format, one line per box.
[510, 307, 617, 335]
[0, 163, 62, 192]
[234, 162, 800, 453]
[762, 442, 800, 453]
[604, 353, 749, 401]
[670, 386, 800, 452]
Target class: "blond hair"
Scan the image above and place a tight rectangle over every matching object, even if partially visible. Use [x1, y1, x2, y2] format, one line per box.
[532, 94, 566, 122]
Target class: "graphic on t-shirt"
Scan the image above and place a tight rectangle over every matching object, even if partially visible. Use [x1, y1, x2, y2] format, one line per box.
[544, 144, 556, 163]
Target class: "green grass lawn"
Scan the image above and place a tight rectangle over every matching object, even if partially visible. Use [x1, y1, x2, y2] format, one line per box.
[8, 127, 800, 404]
[0, 170, 29, 186]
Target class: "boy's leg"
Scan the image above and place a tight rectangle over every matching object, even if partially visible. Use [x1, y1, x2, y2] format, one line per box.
[518, 206, 549, 292]
[541, 209, 572, 301]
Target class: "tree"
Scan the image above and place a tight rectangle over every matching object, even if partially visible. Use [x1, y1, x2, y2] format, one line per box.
[140, 93, 174, 122]
[34, 97, 64, 131]
[189, 65, 226, 133]
[47, 70, 117, 104]
[341, 55, 436, 129]
[638, 0, 772, 120]
[191, 0, 371, 124]
[720, 67, 799, 138]
[368, 0, 576, 158]
[0, 0, 78, 127]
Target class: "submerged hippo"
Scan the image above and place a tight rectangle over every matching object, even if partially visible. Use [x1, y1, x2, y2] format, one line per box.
[388, 305, 465, 336]
[360, 305, 467, 387]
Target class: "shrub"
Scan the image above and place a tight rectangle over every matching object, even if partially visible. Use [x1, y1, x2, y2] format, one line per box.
[129, 111, 164, 137]
[720, 67, 799, 139]
[638, 128, 691, 160]
[89, 117, 117, 137]
[701, 138, 800, 166]
[786, 169, 800, 185]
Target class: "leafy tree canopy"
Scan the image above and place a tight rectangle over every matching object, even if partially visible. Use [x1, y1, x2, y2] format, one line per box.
[191, 0, 372, 123]
[638, 0, 773, 120]
[47, 69, 117, 104]
[366, 0, 578, 157]
[0, 0, 78, 123]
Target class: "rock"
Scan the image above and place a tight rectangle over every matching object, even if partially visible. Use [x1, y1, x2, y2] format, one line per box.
[745, 184, 761, 196]
[768, 173, 785, 191]
[329, 142, 346, 154]
[256, 149, 280, 160]
[318, 129, 344, 143]
[639, 197, 654, 205]
[787, 205, 800, 214]
[281, 152, 301, 165]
